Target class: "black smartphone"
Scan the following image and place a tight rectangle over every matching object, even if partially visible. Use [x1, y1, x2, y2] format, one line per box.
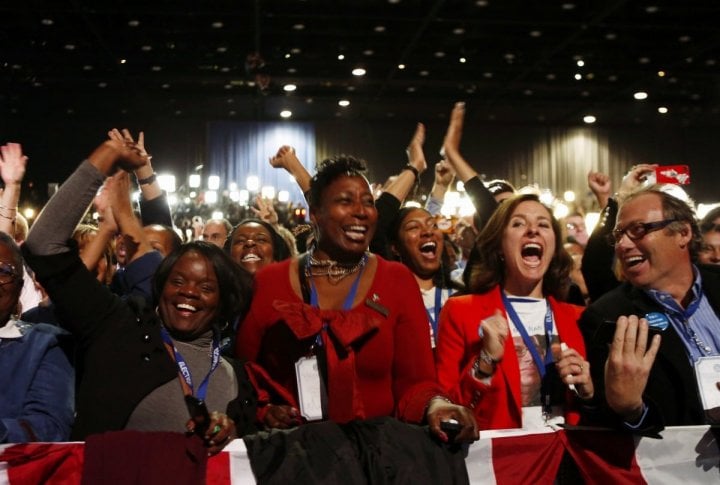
[185, 395, 211, 434]
[440, 419, 462, 443]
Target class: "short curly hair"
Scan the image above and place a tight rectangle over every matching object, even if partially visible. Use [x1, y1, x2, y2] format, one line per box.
[308, 155, 370, 210]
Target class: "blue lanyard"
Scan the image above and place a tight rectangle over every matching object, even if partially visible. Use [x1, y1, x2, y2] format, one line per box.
[501, 292, 554, 378]
[307, 253, 368, 346]
[160, 326, 220, 400]
[425, 286, 442, 338]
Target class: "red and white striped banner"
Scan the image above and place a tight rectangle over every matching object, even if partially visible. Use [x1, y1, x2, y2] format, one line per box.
[2, 426, 718, 484]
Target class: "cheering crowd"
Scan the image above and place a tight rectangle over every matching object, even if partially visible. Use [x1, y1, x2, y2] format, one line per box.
[2, 101, 720, 470]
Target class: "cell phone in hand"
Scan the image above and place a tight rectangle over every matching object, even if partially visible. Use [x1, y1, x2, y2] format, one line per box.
[440, 419, 462, 443]
[185, 395, 210, 434]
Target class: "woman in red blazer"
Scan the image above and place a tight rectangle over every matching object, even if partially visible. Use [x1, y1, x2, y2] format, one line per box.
[436, 193, 593, 431]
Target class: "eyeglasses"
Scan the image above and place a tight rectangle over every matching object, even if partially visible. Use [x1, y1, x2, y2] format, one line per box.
[0, 262, 19, 286]
[607, 218, 678, 246]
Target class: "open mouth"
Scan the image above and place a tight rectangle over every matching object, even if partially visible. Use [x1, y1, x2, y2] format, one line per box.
[175, 303, 198, 315]
[344, 225, 367, 242]
[521, 242, 543, 263]
[624, 255, 645, 268]
[419, 241, 437, 258]
[241, 253, 262, 262]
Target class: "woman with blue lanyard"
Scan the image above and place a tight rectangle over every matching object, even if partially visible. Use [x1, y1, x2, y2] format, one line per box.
[22, 132, 258, 455]
[435, 193, 594, 430]
[237, 155, 477, 442]
[387, 206, 462, 350]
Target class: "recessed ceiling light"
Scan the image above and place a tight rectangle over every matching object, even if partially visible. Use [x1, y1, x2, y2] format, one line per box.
[128, 20, 140, 27]
[229, 110, 236, 116]
[352, 68, 366, 76]
[83, 65, 93, 71]
[419, 70, 429, 76]
[576, 60, 584, 67]
[162, 83, 170, 89]
[293, 24, 305, 30]
[388, 0, 401, 4]
[407, 86, 416, 93]
[678, 35, 691, 43]
[434, 51, 445, 58]
[288, 68, 297, 74]
[658, 107, 669, 114]
[583, 115, 596, 124]
[483, 72, 493, 78]
[645, 6, 659, 13]
[374, 25, 386, 33]
[398, 64, 406, 70]
[98, 82, 107, 88]
[475, 0, 489, 6]
[706, 59, 717, 66]
[220, 67, 230, 72]
[529, 30, 542, 37]
[574, 73, 582, 80]
[41, 18, 54, 26]
[216, 46, 227, 53]
[280, 110, 292, 118]
[523, 89, 533, 96]
[151, 66, 162, 71]
[64, 44, 75, 50]
[561, 3, 575, 10]
[453, 27, 465, 35]
[285, 53, 291, 59]
[175, 110, 182, 115]
[338, 54, 345, 60]
[119, 58, 127, 64]
[291, 48, 301, 54]
[363, 49, 374, 56]
[657, 70, 666, 77]
[32, 81, 42, 87]
[338, 99, 350, 107]
[634, 91, 648, 100]
[605, 32, 617, 40]
[347, 86, 355, 91]
[459, 57, 467, 63]
[141, 45, 152, 52]
[224, 84, 232, 90]
[211, 21, 224, 29]
[581, 91, 590, 97]
[546, 73, 556, 80]
[638, 57, 650, 64]
[586, 73, 594, 79]
[283, 83, 297, 92]
[608, 75, 618, 82]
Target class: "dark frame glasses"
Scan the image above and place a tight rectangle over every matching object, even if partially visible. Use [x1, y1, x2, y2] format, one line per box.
[607, 218, 678, 246]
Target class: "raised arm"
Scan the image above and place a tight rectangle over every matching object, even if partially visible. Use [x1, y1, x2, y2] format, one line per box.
[425, 160, 455, 216]
[381, 123, 428, 203]
[270, 145, 312, 197]
[0, 143, 27, 236]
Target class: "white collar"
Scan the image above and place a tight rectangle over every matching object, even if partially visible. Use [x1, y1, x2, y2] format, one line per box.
[0, 320, 24, 339]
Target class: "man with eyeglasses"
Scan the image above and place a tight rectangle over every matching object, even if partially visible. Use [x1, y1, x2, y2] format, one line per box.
[579, 185, 720, 433]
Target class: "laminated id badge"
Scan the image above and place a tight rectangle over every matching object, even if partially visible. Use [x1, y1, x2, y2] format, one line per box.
[694, 356, 720, 422]
[295, 355, 324, 421]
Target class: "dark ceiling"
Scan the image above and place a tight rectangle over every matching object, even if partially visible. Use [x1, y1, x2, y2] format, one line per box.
[3, 0, 720, 127]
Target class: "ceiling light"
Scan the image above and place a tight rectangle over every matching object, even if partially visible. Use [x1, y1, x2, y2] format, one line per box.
[352, 68, 366, 76]
[280, 110, 292, 118]
[98, 82, 107, 88]
[119, 59, 127, 64]
[483, 72, 493, 78]
[338, 54, 345, 60]
[561, 3, 575, 10]
[293, 24, 305, 30]
[453, 28, 465, 35]
[434, 51, 445, 58]
[638, 57, 650, 64]
[41, 19, 54, 26]
[523, 89, 533, 96]
[658, 107, 669, 114]
[459, 57, 467, 63]
[216, 46, 227, 53]
[546, 73, 556, 80]
[605, 32, 617, 40]
[388, 0, 401, 3]
[162, 83, 170, 89]
[398, 64, 406, 70]
[576, 60, 584, 67]
[583, 115, 596, 124]
[211, 21, 223, 29]
[291, 48, 301, 54]
[285, 53, 291, 59]
[83, 65, 93, 71]
[645, 6, 659, 13]
[475, 0, 489, 6]
[338, 99, 350, 107]
[151, 66, 162, 71]
[374, 25, 386, 33]
[64, 44, 75, 50]
[287, 67, 296, 73]
[678, 35, 691, 43]
[574, 73, 582, 80]
[634, 91, 648, 100]
[128, 20, 140, 27]
[529, 30, 542, 37]
[657, 70, 666, 77]
[419, 70, 429, 76]
[406, 87, 416, 93]
[283, 84, 297, 92]
[141, 45, 152, 52]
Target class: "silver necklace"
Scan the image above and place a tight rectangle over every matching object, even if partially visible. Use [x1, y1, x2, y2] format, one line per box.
[307, 252, 369, 283]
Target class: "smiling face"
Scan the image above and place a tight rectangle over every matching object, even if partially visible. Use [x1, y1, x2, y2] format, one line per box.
[229, 222, 274, 274]
[501, 200, 556, 297]
[615, 192, 692, 293]
[158, 250, 220, 339]
[311, 175, 378, 261]
[202, 221, 229, 248]
[699, 230, 720, 265]
[394, 208, 444, 279]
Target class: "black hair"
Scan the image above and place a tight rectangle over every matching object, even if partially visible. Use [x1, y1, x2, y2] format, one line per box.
[144, 224, 183, 253]
[153, 241, 253, 323]
[309, 155, 369, 210]
[224, 218, 292, 262]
